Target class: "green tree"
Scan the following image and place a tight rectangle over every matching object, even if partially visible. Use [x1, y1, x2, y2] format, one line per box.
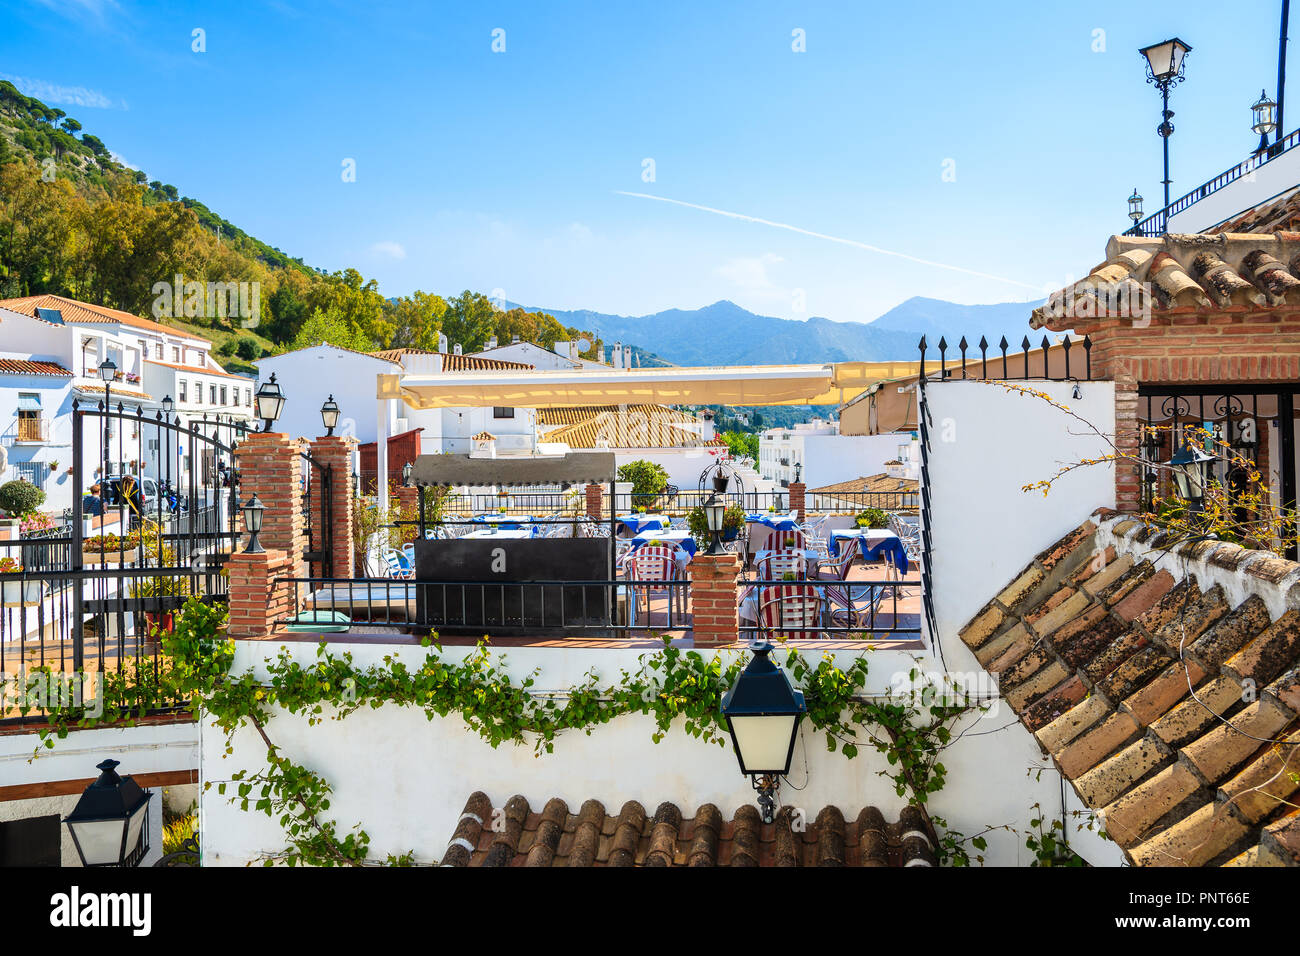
[617, 460, 670, 504]
[721, 430, 759, 460]
[61, 117, 81, 135]
[284, 306, 376, 353]
[387, 290, 447, 350]
[440, 290, 499, 353]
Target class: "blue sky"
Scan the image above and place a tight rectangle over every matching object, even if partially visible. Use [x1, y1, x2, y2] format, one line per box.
[0, 0, 1289, 322]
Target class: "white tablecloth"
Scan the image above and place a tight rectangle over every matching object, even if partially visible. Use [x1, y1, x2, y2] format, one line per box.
[464, 529, 533, 539]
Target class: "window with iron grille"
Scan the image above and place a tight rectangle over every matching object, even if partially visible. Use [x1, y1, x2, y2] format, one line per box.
[14, 461, 49, 488]
[179, 380, 187, 402]
[493, 407, 514, 418]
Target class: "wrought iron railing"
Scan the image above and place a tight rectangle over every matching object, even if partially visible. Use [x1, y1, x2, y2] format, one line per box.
[1125, 127, 1300, 237]
[738, 577, 920, 639]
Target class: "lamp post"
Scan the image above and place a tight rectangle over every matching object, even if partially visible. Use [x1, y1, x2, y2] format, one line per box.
[320, 394, 340, 437]
[1252, 89, 1279, 154]
[98, 358, 117, 487]
[254, 373, 286, 432]
[721, 640, 807, 823]
[703, 491, 726, 555]
[63, 759, 153, 867]
[1170, 442, 1215, 513]
[1139, 37, 1192, 213]
[241, 495, 265, 552]
[402, 461, 414, 487]
[1127, 188, 1144, 231]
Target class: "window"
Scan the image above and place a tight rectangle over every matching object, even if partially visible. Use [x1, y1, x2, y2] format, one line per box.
[172, 346, 181, 363]
[155, 343, 162, 359]
[493, 407, 515, 419]
[193, 381, 202, 404]
[220, 385, 228, 406]
[16, 394, 42, 441]
[210, 384, 217, 405]
[244, 388, 251, 406]
[179, 380, 187, 403]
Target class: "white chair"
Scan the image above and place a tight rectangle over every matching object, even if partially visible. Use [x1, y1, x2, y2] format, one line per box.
[382, 549, 413, 580]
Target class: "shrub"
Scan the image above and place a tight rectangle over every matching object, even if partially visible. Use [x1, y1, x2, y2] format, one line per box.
[216, 339, 238, 356]
[686, 502, 744, 543]
[855, 507, 890, 528]
[0, 479, 45, 517]
[236, 337, 261, 360]
[617, 460, 669, 503]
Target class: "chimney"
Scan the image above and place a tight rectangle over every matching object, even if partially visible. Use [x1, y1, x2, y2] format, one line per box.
[437, 332, 448, 354]
[453, 343, 462, 355]
[487, 335, 498, 349]
[512, 334, 520, 344]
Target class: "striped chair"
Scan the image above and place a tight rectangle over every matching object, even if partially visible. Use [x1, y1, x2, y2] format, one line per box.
[816, 535, 859, 581]
[760, 527, 807, 552]
[382, 549, 413, 580]
[623, 544, 686, 620]
[756, 549, 810, 581]
[758, 584, 822, 640]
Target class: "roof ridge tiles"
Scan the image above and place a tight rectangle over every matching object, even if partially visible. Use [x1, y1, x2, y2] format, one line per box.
[959, 509, 1300, 866]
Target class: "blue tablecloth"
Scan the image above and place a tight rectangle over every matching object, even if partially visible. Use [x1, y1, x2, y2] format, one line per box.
[630, 529, 697, 557]
[471, 514, 533, 531]
[829, 529, 908, 574]
[745, 512, 800, 531]
[618, 513, 671, 533]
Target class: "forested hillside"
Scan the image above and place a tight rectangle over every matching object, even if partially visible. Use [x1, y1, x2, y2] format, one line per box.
[0, 81, 604, 372]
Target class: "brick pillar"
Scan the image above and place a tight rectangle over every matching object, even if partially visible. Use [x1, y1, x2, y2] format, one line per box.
[788, 481, 806, 521]
[226, 549, 293, 638]
[233, 432, 306, 570]
[690, 551, 741, 647]
[1113, 372, 1140, 513]
[585, 483, 604, 521]
[307, 435, 358, 580]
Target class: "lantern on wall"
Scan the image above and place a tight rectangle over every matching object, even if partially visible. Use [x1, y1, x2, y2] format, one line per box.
[63, 760, 152, 867]
[1170, 442, 1215, 512]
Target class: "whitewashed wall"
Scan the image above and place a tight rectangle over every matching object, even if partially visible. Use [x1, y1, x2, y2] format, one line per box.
[201, 640, 1075, 867]
[925, 379, 1116, 672]
[0, 721, 199, 866]
[802, 433, 910, 488]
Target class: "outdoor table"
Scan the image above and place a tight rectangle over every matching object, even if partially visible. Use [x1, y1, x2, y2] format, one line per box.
[627, 529, 697, 572]
[829, 528, 908, 574]
[751, 548, 822, 570]
[745, 512, 800, 531]
[617, 513, 672, 534]
[471, 513, 534, 530]
[464, 528, 534, 540]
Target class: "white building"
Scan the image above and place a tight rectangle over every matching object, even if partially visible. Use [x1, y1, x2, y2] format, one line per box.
[758, 417, 918, 489]
[0, 296, 252, 509]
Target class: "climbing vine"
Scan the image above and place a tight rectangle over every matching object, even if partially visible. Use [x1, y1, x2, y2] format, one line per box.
[27, 597, 1003, 867]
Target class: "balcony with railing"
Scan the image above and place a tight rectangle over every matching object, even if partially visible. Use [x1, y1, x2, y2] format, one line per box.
[14, 417, 50, 443]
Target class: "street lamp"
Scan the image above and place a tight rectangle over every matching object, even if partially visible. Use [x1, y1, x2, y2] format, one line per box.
[1139, 37, 1192, 211]
[1128, 188, 1144, 228]
[63, 759, 153, 867]
[1170, 441, 1215, 512]
[254, 373, 286, 432]
[402, 461, 414, 487]
[241, 495, 265, 552]
[161, 395, 174, 417]
[1252, 89, 1278, 154]
[703, 491, 726, 555]
[98, 358, 117, 487]
[721, 640, 807, 824]
[320, 394, 340, 437]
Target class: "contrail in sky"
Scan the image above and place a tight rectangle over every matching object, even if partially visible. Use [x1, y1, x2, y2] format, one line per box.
[615, 191, 1043, 293]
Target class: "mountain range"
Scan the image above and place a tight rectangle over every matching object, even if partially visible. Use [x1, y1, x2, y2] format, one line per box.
[519, 296, 1047, 367]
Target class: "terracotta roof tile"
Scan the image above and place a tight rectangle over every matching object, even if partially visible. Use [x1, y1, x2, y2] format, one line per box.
[956, 510, 1300, 866]
[0, 359, 73, 376]
[0, 293, 209, 341]
[443, 793, 938, 867]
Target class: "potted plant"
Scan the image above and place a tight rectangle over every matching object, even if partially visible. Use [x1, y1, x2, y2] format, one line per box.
[855, 508, 889, 529]
[712, 471, 730, 494]
[82, 531, 141, 564]
[0, 557, 45, 606]
[132, 573, 189, 644]
[686, 502, 744, 544]
[782, 535, 796, 548]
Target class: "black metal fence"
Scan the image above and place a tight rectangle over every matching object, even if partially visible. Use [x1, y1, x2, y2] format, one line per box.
[738, 577, 920, 639]
[918, 334, 1095, 382]
[805, 490, 918, 513]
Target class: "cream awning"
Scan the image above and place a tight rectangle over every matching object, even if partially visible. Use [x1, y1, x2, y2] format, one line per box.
[377, 361, 922, 409]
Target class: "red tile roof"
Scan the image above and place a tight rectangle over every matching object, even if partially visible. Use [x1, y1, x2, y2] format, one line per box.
[958, 511, 1300, 866]
[443, 792, 937, 866]
[0, 359, 73, 376]
[0, 294, 211, 342]
[145, 359, 248, 380]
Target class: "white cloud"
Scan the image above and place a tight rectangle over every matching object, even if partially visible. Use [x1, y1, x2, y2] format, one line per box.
[369, 241, 407, 260]
[716, 253, 784, 293]
[0, 73, 122, 110]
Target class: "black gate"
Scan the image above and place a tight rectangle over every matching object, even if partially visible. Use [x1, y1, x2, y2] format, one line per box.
[1137, 384, 1299, 558]
[299, 449, 333, 578]
[0, 401, 245, 726]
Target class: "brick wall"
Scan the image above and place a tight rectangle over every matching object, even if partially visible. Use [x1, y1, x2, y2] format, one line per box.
[690, 552, 740, 647]
[788, 481, 806, 521]
[233, 432, 306, 570]
[307, 435, 357, 580]
[226, 548, 293, 638]
[585, 483, 603, 521]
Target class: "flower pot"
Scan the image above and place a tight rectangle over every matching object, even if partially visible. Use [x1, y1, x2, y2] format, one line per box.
[2, 579, 46, 606]
[722, 527, 739, 542]
[712, 473, 730, 493]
